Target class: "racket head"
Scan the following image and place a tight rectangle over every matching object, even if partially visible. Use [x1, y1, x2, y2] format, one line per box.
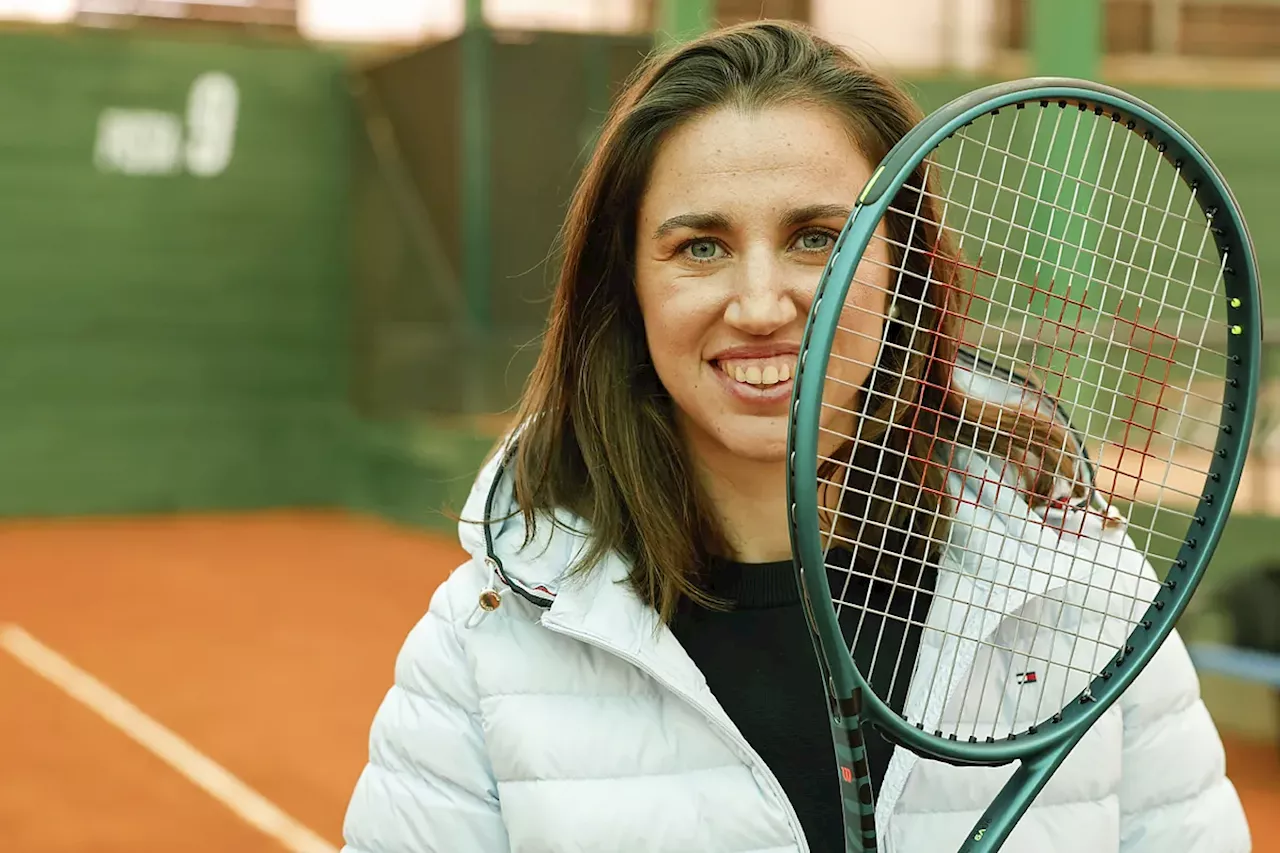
[786, 77, 1262, 768]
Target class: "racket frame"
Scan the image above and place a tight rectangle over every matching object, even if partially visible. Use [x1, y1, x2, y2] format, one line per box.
[786, 77, 1261, 851]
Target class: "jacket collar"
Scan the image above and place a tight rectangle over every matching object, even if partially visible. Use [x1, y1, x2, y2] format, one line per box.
[458, 441, 726, 712]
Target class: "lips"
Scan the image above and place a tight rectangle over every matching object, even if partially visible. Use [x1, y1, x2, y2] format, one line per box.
[716, 355, 796, 387]
[707, 346, 799, 405]
[709, 344, 800, 392]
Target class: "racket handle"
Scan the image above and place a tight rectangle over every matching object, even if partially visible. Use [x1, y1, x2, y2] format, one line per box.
[956, 746, 1067, 852]
[833, 718, 878, 853]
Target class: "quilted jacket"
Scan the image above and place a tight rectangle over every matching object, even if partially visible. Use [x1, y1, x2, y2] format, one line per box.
[341, 438, 1251, 853]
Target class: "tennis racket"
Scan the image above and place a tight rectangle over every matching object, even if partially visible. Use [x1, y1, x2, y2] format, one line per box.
[785, 78, 1261, 852]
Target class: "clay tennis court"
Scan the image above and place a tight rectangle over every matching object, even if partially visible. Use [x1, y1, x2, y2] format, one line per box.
[2, 511, 1277, 851]
[0, 511, 462, 852]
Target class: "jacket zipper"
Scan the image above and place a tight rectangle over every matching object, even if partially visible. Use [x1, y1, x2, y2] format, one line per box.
[541, 616, 811, 853]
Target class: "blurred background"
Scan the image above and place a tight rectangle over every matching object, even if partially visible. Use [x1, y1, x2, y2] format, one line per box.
[1, 0, 1278, 850]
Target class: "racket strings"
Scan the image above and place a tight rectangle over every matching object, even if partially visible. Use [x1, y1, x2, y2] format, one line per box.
[817, 353, 1226, 501]
[830, 227, 1228, 399]
[831, 336, 1224, 458]
[814, 468, 1156, 617]
[826, 314, 1227, 439]
[940, 103, 1226, 736]
[815, 101, 1230, 741]
[869, 209, 1225, 352]
[942, 127, 1211, 264]
[887, 181, 1227, 344]
[819, 335, 1226, 518]
[817, 172, 942, 754]
[819, 438, 1208, 512]
[974, 102, 1195, 274]
[894, 158, 1226, 464]
[938, 107, 1223, 318]
[929, 116, 1227, 501]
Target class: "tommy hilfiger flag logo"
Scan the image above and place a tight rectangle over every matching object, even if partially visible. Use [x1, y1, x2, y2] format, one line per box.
[1016, 671, 1038, 684]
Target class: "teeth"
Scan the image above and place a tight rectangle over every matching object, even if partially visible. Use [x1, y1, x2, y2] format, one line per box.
[720, 356, 796, 387]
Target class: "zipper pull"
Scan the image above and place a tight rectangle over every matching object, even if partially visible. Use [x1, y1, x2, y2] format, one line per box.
[464, 557, 505, 629]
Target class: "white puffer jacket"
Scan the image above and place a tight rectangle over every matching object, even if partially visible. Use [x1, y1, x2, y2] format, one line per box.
[341, 442, 1251, 853]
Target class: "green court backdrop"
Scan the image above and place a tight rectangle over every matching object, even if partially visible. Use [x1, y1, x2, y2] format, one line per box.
[0, 27, 354, 516]
[2, 25, 1279, 588]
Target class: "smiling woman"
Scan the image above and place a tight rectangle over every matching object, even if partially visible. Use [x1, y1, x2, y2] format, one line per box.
[633, 103, 881, 564]
[501, 29, 932, 616]
[339, 19, 1249, 853]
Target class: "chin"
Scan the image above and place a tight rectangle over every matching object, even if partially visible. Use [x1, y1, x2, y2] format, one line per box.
[672, 398, 792, 467]
[712, 418, 791, 464]
[724, 445, 789, 465]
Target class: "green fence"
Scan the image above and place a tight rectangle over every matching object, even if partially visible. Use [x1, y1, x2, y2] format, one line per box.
[0, 28, 354, 516]
[348, 30, 654, 419]
[3, 25, 1278, 542]
[352, 59, 1280, 425]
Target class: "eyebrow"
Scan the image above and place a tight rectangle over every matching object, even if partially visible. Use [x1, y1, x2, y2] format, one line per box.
[651, 203, 853, 240]
[781, 203, 853, 228]
[651, 212, 731, 239]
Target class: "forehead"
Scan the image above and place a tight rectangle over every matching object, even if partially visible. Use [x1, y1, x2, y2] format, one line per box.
[640, 103, 873, 219]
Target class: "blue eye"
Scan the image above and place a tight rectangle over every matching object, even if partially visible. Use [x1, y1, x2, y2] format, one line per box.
[686, 239, 722, 261]
[796, 231, 835, 252]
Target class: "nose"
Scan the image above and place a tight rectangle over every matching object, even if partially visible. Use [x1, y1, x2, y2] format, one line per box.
[724, 253, 798, 334]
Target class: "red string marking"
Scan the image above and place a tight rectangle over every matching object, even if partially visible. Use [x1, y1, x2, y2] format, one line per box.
[1094, 298, 1179, 502]
[1025, 264, 1100, 539]
[927, 245, 1091, 521]
[919, 242, 1150, 542]
[853, 225, 1192, 550]
[936, 251, 994, 350]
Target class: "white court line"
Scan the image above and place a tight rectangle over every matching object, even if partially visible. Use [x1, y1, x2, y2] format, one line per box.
[0, 623, 338, 853]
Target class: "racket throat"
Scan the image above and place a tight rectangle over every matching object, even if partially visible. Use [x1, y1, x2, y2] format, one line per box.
[956, 742, 1071, 852]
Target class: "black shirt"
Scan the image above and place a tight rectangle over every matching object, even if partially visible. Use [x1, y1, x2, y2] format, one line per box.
[669, 552, 936, 853]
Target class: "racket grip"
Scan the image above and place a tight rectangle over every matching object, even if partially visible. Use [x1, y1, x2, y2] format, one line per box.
[832, 716, 877, 853]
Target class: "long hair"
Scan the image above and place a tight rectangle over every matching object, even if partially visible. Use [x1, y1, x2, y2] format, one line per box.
[816, 198, 1082, 585]
[500, 20, 1081, 622]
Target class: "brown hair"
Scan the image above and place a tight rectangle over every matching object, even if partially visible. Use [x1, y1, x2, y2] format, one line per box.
[499, 20, 1081, 622]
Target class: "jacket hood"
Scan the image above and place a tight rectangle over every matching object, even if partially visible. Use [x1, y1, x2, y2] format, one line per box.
[456, 435, 584, 608]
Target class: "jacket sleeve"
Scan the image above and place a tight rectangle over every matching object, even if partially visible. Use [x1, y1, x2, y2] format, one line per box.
[342, 564, 509, 853]
[1116, 622, 1252, 852]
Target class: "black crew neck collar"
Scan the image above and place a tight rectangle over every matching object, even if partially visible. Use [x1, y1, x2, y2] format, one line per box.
[698, 556, 801, 608]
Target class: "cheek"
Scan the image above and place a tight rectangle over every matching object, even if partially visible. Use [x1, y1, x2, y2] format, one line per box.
[636, 279, 720, 383]
[818, 257, 890, 443]
[831, 277, 890, 382]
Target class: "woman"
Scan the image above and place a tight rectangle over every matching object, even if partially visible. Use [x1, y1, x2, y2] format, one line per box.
[341, 20, 1250, 853]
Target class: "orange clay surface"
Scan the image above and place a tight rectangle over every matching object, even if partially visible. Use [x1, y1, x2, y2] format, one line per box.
[0, 510, 1275, 851]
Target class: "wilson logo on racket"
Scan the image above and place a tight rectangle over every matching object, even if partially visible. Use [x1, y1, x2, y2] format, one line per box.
[841, 766, 854, 783]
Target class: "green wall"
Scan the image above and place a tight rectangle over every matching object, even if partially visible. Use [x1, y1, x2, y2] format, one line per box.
[2, 28, 1276, 536]
[0, 29, 353, 515]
